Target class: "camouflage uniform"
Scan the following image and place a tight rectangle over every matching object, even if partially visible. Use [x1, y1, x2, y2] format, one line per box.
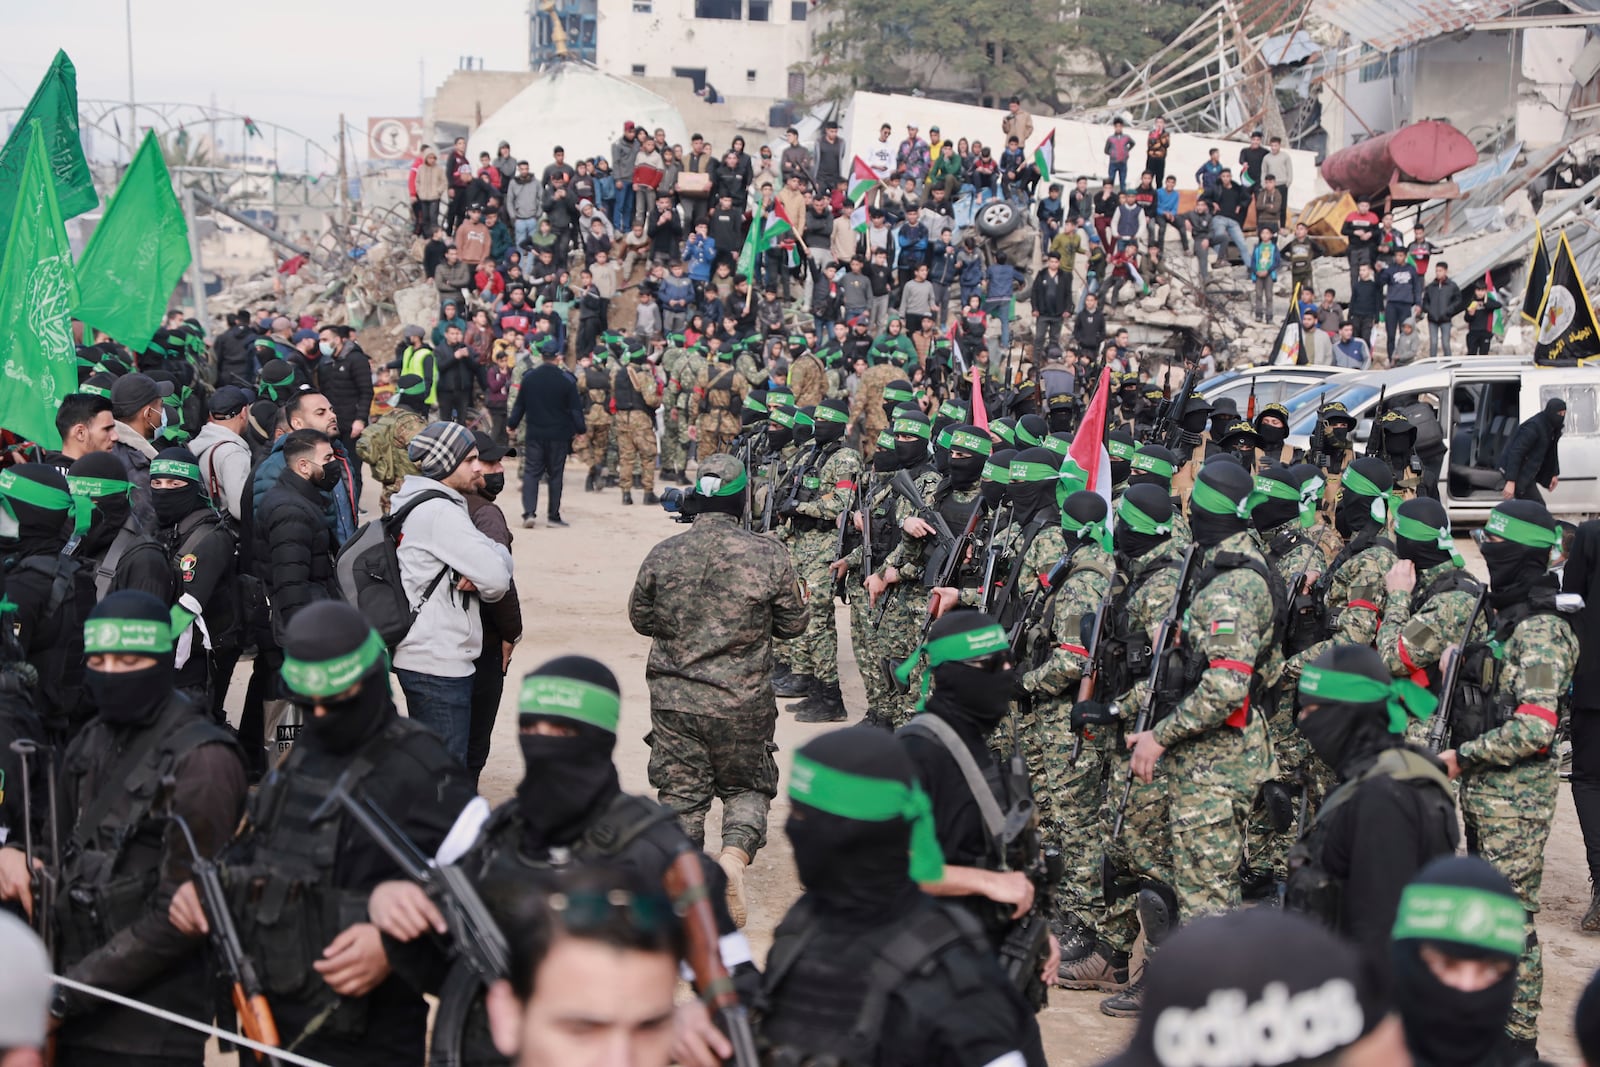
[734, 348, 766, 389]
[848, 364, 902, 459]
[1376, 559, 1488, 746]
[674, 347, 709, 472]
[787, 350, 827, 408]
[629, 510, 809, 857]
[787, 443, 862, 688]
[1283, 531, 1397, 686]
[870, 466, 946, 728]
[842, 473, 905, 725]
[658, 344, 692, 476]
[355, 405, 425, 515]
[613, 362, 661, 494]
[1455, 608, 1577, 1043]
[1152, 531, 1278, 921]
[1305, 521, 1343, 564]
[696, 360, 749, 458]
[1020, 542, 1116, 919]
[577, 362, 613, 474]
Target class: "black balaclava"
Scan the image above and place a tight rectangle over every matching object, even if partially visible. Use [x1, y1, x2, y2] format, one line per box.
[794, 406, 817, 447]
[1252, 464, 1302, 532]
[1007, 446, 1061, 523]
[766, 418, 794, 452]
[1294, 644, 1395, 774]
[813, 398, 849, 447]
[1380, 412, 1418, 479]
[282, 602, 395, 756]
[1392, 856, 1523, 1067]
[786, 726, 922, 918]
[1482, 499, 1560, 610]
[1061, 489, 1109, 552]
[1013, 413, 1049, 449]
[150, 446, 209, 529]
[1107, 429, 1135, 486]
[1394, 497, 1455, 570]
[1189, 459, 1256, 548]
[1543, 396, 1566, 438]
[245, 400, 280, 450]
[1208, 400, 1238, 444]
[67, 452, 133, 554]
[1253, 403, 1291, 449]
[891, 411, 931, 469]
[1334, 456, 1393, 539]
[945, 424, 988, 488]
[870, 430, 901, 474]
[515, 655, 624, 851]
[981, 448, 1016, 508]
[1115, 483, 1173, 560]
[924, 610, 1015, 732]
[0, 463, 72, 561]
[83, 590, 176, 726]
[881, 379, 914, 420]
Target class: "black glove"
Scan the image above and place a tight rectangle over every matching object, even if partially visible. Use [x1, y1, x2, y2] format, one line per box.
[1070, 700, 1115, 731]
[1011, 674, 1032, 702]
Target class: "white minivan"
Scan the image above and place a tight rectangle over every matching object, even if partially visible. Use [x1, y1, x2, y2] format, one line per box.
[1285, 355, 1600, 521]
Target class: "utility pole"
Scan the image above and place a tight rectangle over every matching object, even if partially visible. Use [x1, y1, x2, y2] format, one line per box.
[178, 178, 211, 338]
[337, 111, 348, 230]
[125, 0, 138, 162]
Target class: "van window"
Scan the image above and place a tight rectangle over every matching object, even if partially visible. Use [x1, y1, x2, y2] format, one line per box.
[1542, 384, 1598, 434]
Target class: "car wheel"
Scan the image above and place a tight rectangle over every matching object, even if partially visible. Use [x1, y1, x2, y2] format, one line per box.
[976, 200, 1021, 238]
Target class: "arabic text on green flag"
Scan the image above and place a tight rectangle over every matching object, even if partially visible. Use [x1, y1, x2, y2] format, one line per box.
[74, 130, 192, 351]
[0, 121, 82, 449]
[0, 50, 96, 252]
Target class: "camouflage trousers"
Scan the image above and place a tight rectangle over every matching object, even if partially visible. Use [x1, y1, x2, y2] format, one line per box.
[578, 415, 611, 471]
[1461, 763, 1559, 1042]
[790, 531, 844, 686]
[1099, 761, 1173, 957]
[661, 408, 689, 473]
[698, 420, 738, 462]
[1166, 725, 1270, 922]
[848, 583, 898, 726]
[869, 583, 927, 729]
[1023, 696, 1112, 921]
[647, 705, 779, 860]
[615, 410, 657, 492]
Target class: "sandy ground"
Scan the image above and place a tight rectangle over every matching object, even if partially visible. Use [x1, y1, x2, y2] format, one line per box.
[210, 457, 1596, 1065]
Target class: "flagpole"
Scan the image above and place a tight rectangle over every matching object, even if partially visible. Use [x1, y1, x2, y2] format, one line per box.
[125, 0, 137, 162]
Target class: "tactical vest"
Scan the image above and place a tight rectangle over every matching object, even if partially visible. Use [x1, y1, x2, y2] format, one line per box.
[1404, 568, 1484, 692]
[400, 345, 438, 406]
[1284, 747, 1454, 926]
[612, 365, 646, 411]
[1161, 548, 1286, 723]
[923, 484, 983, 587]
[1286, 527, 1390, 655]
[1449, 597, 1566, 750]
[785, 445, 832, 534]
[1100, 552, 1180, 700]
[759, 896, 994, 1067]
[702, 367, 741, 416]
[225, 718, 427, 1031]
[582, 366, 611, 411]
[58, 695, 238, 967]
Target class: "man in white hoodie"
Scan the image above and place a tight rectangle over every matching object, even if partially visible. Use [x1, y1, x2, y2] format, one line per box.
[189, 386, 255, 521]
[392, 421, 516, 763]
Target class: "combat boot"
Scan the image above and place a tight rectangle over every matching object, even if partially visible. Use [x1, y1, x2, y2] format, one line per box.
[1058, 941, 1129, 991]
[771, 664, 814, 698]
[1099, 962, 1146, 1017]
[795, 681, 847, 723]
[622, 491, 635, 505]
[644, 490, 660, 505]
[633, 474, 644, 489]
[717, 846, 751, 928]
[1583, 881, 1600, 933]
[585, 465, 602, 492]
[785, 676, 827, 712]
[1054, 914, 1096, 966]
[605, 474, 619, 488]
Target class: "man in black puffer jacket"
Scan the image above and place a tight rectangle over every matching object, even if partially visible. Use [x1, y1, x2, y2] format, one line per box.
[212, 311, 260, 388]
[254, 429, 341, 645]
[316, 324, 375, 499]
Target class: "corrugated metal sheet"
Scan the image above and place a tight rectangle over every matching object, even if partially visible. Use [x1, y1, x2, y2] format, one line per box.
[1315, 0, 1519, 51]
[1261, 30, 1323, 65]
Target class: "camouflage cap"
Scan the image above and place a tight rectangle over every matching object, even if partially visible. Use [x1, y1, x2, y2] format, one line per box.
[694, 453, 747, 497]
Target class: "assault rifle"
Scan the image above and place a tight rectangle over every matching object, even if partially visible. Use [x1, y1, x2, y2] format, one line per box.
[1153, 367, 1201, 453]
[1008, 555, 1072, 662]
[1425, 585, 1491, 753]
[663, 851, 760, 1067]
[1364, 385, 1388, 457]
[832, 482, 859, 603]
[883, 497, 988, 694]
[872, 471, 959, 628]
[1070, 580, 1115, 767]
[313, 774, 508, 983]
[975, 503, 1012, 614]
[161, 776, 280, 1061]
[9, 739, 58, 957]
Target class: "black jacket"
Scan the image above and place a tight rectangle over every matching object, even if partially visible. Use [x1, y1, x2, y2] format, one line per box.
[213, 325, 259, 388]
[1564, 519, 1600, 699]
[436, 344, 488, 396]
[509, 361, 586, 440]
[1072, 307, 1107, 351]
[255, 468, 339, 641]
[1030, 269, 1070, 318]
[1499, 403, 1563, 490]
[321, 341, 375, 433]
[1204, 182, 1252, 225]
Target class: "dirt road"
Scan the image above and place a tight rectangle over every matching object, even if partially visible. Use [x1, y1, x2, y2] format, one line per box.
[222, 458, 1596, 1064]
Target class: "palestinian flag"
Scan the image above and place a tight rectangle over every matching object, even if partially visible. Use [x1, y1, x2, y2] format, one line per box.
[1058, 367, 1113, 508]
[1033, 130, 1054, 178]
[1522, 221, 1552, 324]
[850, 201, 868, 234]
[848, 156, 877, 204]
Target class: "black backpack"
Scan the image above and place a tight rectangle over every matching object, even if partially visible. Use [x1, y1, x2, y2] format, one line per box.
[334, 491, 451, 648]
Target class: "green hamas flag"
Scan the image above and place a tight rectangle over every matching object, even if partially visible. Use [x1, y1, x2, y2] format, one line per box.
[74, 131, 191, 351]
[0, 120, 81, 449]
[0, 51, 96, 252]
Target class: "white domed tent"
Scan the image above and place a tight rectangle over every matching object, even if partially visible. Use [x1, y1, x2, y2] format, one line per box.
[468, 64, 688, 168]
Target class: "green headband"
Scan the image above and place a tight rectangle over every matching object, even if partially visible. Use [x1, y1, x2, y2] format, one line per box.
[883, 386, 915, 403]
[1107, 438, 1136, 462]
[991, 421, 1017, 445]
[743, 395, 768, 415]
[1009, 459, 1059, 484]
[1298, 473, 1324, 528]
[769, 408, 796, 429]
[1040, 435, 1069, 458]
[282, 628, 387, 698]
[1341, 466, 1386, 500]
[1485, 507, 1561, 549]
[894, 623, 1010, 709]
[0, 468, 71, 513]
[1395, 513, 1466, 567]
[1063, 509, 1111, 551]
[948, 429, 992, 457]
[84, 617, 175, 655]
[519, 675, 621, 733]
[789, 753, 944, 882]
[792, 410, 816, 429]
[1131, 450, 1174, 482]
[1254, 474, 1301, 502]
[1014, 422, 1044, 447]
[78, 383, 112, 399]
[1191, 477, 1259, 519]
[1116, 495, 1172, 536]
[149, 458, 201, 482]
[981, 458, 1010, 483]
[892, 417, 931, 441]
[399, 378, 428, 396]
[935, 427, 954, 450]
[937, 402, 966, 421]
[875, 429, 896, 451]
[699, 468, 748, 497]
[1298, 664, 1438, 734]
[68, 476, 134, 499]
[1391, 884, 1526, 956]
[813, 404, 849, 424]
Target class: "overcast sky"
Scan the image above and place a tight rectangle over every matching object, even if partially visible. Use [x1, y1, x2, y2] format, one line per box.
[1, 1, 532, 164]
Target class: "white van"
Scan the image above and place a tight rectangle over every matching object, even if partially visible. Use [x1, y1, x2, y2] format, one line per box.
[1285, 355, 1600, 521]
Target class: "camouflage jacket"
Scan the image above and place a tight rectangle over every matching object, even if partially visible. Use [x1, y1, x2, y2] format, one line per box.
[628, 512, 808, 718]
[1022, 542, 1116, 699]
[787, 352, 827, 408]
[1458, 608, 1577, 780]
[1285, 532, 1397, 683]
[792, 445, 862, 529]
[356, 406, 426, 487]
[1107, 541, 1186, 712]
[849, 364, 902, 432]
[881, 468, 944, 578]
[957, 516, 1068, 617]
[1376, 560, 1486, 687]
[1256, 519, 1322, 586]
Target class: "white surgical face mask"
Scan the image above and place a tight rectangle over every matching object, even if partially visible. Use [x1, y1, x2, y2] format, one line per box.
[319, 341, 335, 357]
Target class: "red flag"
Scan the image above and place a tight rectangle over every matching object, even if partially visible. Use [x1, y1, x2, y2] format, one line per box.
[1063, 368, 1113, 506]
[970, 365, 988, 431]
